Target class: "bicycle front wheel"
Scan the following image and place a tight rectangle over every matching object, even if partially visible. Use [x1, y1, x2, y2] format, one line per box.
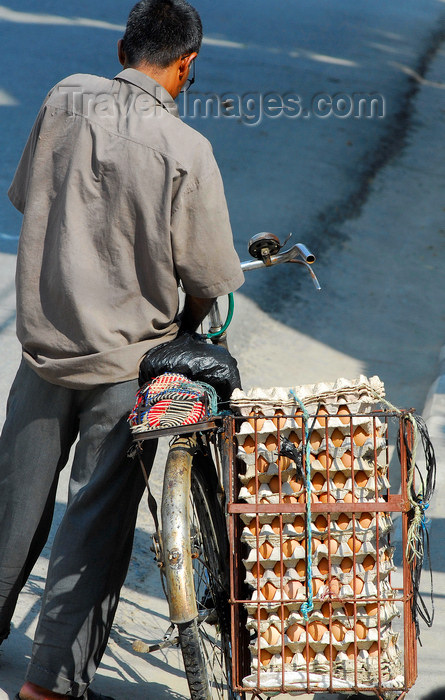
[177, 449, 240, 700]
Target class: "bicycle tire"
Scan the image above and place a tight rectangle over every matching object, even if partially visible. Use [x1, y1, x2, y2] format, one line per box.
[177, 448, 242, 700]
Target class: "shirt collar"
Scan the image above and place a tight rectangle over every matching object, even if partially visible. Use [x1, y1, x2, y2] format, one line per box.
[114, 68, 179, 118]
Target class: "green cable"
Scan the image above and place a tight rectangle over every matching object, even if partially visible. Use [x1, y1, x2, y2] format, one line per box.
[206, 293, 235, 339]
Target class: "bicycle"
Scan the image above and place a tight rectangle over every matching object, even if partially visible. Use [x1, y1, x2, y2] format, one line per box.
[129, 233, 320, 700]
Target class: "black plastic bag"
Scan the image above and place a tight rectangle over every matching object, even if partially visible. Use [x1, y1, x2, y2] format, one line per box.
[139, 332, 242, 404]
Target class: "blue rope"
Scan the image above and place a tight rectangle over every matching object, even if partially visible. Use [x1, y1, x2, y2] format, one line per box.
[289, 390, 314, 621]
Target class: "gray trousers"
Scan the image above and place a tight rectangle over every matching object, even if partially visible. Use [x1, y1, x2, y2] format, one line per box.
[0, 360, 156, 695]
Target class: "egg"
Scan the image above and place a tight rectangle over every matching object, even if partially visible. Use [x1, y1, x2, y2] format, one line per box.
[347, 535, 362, 553]
[273, 561, 284, 578]
[321, 602, 332, 618]
[315, 515, 328, 532]
[353, 426, 370, 446]
[341, 451, 353, 468]
[333, 471, 347, 488]
[308, 621, 327, 641]
[326, 538, 339, 555]
[273, 409, 286, 430]
[368, 641, 379, 657]
[318, 451, 333, 469]
[337, 405, 351, 425]
[312, 577, 324, 594]
[243, 435, 256, 454]
[284, 646, 295, 664]
[307, 537, 322, 554]
[345, 643, 356, 660]
[246, 478, 258, 495]
[297, 491, 319, 504]
[311, 472, 326, 492]
[293, 516, 305, 534]
[343, 492, 354, 503]
[284, 579, 303, 599]
[293, 411, 304, 429]
[265, 434, 278, 452]
[282, 539, 298, 558]
[343, 602, 355, 617]
[277, 455, 291, 470]
[262, 582, 277, 601]
[363, 555, 375, 571]
[256, 455, 269, 473]
[310, 431, 322, 450]
[289, 430, 301, 446]
[248, 410, 265, 431]
[337, 513, 350, 530]
[328, 578, 341, 596]
[331, 620, 346, 641]
[286, 623, 304, 642]
[259, 649, 273, 666]
[354, 470, 368, 488]
[331, 428, 344, 447]
[271, 516, 283, 534]
[283, 494, 299, 504]
[259, 541, 274, 559]
[248, 518, 260, 535]
[318, 557, 329, 576]
[340, 557, 353, 573]
[268, 476, 281, 493]
[352, 576, 364, 594]
[259, 608, 269, 621]
[324, 645, 338, 663]
[355, 620, 368, 640]
[303, 645, 316, 663]
[317, 406, 329, 428]
[251, 562, 264, 578]
[262, 625, 281, 646]
[278, 606, 290, 621]
[296, 559, 306, 577]
[359, 512, 373, 529]
[289, 477, 304, 493]
[366, 602, 379, 617]
[319, 492, 336, 503]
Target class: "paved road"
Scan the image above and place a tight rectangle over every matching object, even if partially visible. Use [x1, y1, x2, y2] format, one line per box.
[1, 2, 445, 699]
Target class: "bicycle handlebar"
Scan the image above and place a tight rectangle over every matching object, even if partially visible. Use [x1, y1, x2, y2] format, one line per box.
[240, 242, 321, 291]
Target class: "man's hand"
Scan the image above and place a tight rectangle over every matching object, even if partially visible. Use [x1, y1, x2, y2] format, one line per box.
[178, 294, 216, 334]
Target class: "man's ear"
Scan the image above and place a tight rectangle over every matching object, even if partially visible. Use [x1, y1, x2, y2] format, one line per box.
[117, 39, 126, 67]
[179, 52, 197, 79]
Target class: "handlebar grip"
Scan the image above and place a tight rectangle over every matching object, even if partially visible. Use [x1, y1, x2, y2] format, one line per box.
[296, 243, 315, 264]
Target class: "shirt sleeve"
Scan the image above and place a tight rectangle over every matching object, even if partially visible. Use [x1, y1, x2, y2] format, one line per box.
[8, 102, 47, 214]
[170, 146, 244, 298]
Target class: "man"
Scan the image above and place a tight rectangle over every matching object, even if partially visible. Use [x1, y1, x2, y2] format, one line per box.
[0, 1, 244, 698]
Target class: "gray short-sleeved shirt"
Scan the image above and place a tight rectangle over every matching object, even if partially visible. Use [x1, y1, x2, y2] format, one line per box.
[8, 69, 244, 388]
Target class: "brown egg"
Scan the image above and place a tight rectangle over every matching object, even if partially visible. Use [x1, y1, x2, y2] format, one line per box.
[328, 578, 341, 596]
[262, 582, 277, 601]
[243, 435, 256, 454]
[256, 455, 269, 473]
[324, 645, 338, 662]
[289, 430, 301, 446]
[352, 576, 364, 594]
[319, 492, 336, 503]
[310, 430, 322, 450]
[289, 477, 304, 493]
[293, 516, 305, 534]
[348, 535, 362, 553]
[286, 623, 304, 642]
[331, 428, 344, 447]
[248, 518, 260, 535]
[318, 450, 333, 469]
[277, 455, 291, 470]
[368, 641, 379, 657]
[296, 559, 306, 577]
[273, 561, 284, 578]
[337, 513, 350, 530]
[303, 645, 316, 662]
[343, 602, 355, 616]
[345, 643, 356, 660]
[312, 472, 326, 492]
[260, 649, 273, 666]
[341, 450, 353, 468]
[282, 539, 298, 558]
[284, 579, 303, 599]
[318, 557, 330, 576]
[308, 621, 327, 641]
[353, 426, 370, 446]
[262, 625, 281, 646]
[248, 410, 265, 431]
[356, 620, 368, 640]
[259, 541, 274, 559]
[366, 602, 379, 617]
[259, 608, 269, 620]
[315, 515, 328, 532]
[331, 620, 346, 641]
[337, 405, 351, 425]
[283, 494, 299, 504]
[265, 433, 278, 452]
[297, 491, 319, 504]
[340, 557, 353, 573]
[333, 471, 347, 488]
[308, 537, 322, 554]
[343, 492, 354, 503]
[326, 538, 339, 555]
[268, 476, 281, 493]
[359, 512, 373, 529]
[251, 562, 264, 578]
[317, 406, 329, 428]
[293, 411, 304, 429]
[321, 602, 332, 618]
[363, 555, 375, 571]
[278, 606, 290, 621]
[354, 470, 368, 488]
[247, 478, 258, 495]
[283, 646, 295, 664]
[312, 577, 324, 594]
[273, 409, 286, 430]
[271, 516, 283, 534]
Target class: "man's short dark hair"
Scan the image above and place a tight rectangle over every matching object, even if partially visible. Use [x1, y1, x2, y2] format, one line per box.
[122, 0, 202, 68]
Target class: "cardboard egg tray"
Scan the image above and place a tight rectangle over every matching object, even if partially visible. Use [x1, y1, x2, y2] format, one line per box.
[228, 377, 409, 696]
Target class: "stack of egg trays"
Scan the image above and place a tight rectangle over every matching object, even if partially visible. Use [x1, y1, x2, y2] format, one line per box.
[236, 404, 403, 687]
